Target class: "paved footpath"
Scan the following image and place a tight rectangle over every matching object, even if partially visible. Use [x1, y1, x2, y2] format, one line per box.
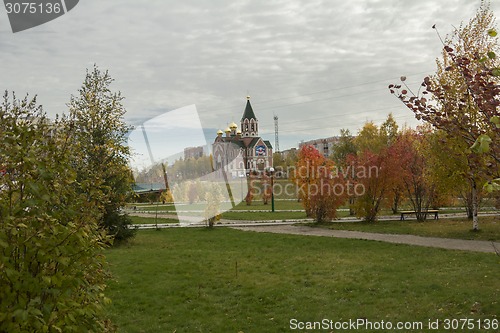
[232, 224, 500, 254]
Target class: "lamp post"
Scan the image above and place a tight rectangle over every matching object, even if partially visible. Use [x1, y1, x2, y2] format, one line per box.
[269, 167, 275, 212]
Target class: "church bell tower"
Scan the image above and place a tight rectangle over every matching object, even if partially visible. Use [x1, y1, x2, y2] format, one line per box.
[240, 96, 258, 137]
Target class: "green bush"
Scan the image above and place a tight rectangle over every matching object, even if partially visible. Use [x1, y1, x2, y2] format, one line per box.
[103, 210, 136, 242]
[0, 92, 113, 332]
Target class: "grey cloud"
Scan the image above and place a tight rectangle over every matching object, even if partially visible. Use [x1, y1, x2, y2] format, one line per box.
[0, 0, 497, 150]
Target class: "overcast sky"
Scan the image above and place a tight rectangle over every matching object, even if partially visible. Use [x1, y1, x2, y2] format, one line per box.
[1, 0, 499, 151]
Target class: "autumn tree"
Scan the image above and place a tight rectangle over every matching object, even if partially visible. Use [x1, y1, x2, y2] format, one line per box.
[330, 128, 357, 164]
[161, 156, 213, 181]
[348, 152, 382, 222]
[204, 183, 223, 228]
[398, 129, 437, 221]
[339, 116, 401, 220]
[346, 116, 401, 222]
[160, 189, 175, 204]
[293, 145, 346, 222]
[68, 65, 135, 241]
[245, 172, 256, 205]
[355, 115, 398, 155]
[293, 145, 323, 216]
[390, 2, 500, 229]
[424, 129, 486, 218]
[380, 113, 399, 146]
[284, 148, 299, 170]
[330, 129, 358, 215]
[261, 172, 272, 205]
[383, 132, 410, 213]
[273, 152, 286, 171]
[308, 167, 346, 222]
[0, 92, 112, 331]
[355, 121, 385, 154]
[187, 181, 199, 204]
[378, 114, 403, 214]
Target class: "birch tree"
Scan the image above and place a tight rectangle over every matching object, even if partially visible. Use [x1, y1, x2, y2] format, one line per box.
[390, 2, 500, 230]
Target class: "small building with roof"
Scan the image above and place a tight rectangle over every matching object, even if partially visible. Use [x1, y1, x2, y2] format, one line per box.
[213, 96, 273, 176]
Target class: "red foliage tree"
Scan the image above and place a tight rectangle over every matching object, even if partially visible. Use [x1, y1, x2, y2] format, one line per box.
[262, 173, 272, 205]
[395, 130, 437, 221]
[245, 172, 255, 205]
[292, 145, 346, 222]
[351, 150, 390, 222]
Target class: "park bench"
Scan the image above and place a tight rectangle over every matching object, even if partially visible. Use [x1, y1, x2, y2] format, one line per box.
[399, 210, 439, 221]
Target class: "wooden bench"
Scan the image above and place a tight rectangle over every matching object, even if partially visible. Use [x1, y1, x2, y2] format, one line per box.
[400, 210, 439, 221]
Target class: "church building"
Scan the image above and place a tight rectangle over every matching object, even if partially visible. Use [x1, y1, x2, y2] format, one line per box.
[213, 96, 273, 176]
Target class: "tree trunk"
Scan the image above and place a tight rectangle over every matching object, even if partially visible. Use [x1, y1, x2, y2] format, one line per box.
[471, 179, 479, 231]
[415, 185, 426, 222]
[349, 197, 356, 216]
[391, 190, 400, 214]
[461, 189, 474, 219]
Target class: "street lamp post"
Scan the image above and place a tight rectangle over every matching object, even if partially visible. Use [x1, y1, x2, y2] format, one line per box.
[269, 167, 275, 212]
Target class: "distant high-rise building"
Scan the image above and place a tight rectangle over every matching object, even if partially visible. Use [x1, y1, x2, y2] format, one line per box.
[299, 136, 341, 158]
[184, 146, 204, 160]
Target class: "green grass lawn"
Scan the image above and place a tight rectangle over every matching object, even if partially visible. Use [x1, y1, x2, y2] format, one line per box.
[317, 216, 500, 241]
[231, 199, 304, 211]
[220, 210, 309, 221]
[104, 228, 500, 332]
[129, 211, 310, 222]
[130, 200, 305, 212]
[129, 203, 178, 212]
[129, 216, 179, 225]
[220, 209, 354, 221]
